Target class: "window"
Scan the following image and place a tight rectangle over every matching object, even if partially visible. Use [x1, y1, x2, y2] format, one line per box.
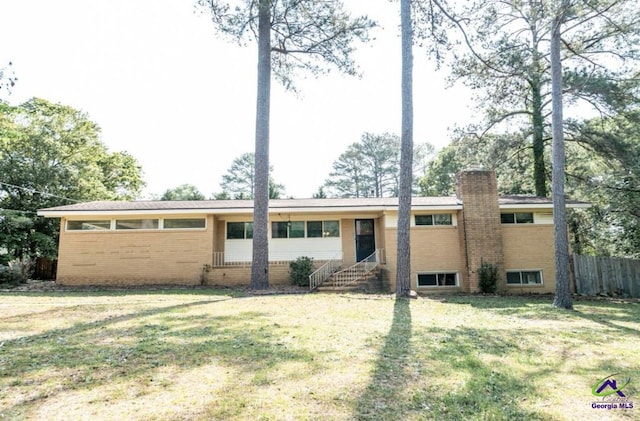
[163, 218, 206, 229]
[227, 222, 253, 239]
[415, 214, 452, 226]
[272, 221, 307, 238]
[307, 220, 340, 238]
[115, 219, 158, 230]
[289, 221, 305, 238]
[272, 222, 289, 238]
[417, 272, 458, 287]
[506, 270, 543, 285]
[501, 212, 534, 224]
[67, 220, 111, 231]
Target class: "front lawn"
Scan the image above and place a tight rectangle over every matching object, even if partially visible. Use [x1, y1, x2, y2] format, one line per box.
[0, 291, 638, 420]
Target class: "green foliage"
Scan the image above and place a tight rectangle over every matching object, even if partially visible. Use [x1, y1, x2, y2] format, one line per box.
[429, 0, 640, 197]
[0, 98, 146, 262]
[217, 152, 284, 199]
[289, 256, 314, 287]
[160, 184, 205, 201]
[199, 0, 376, 92]
[324, 132, 433, 198]
[419, 133, 537, 197]
[564, 111, 640, 258]
[478, 260, 499, 294]
[0, 263, 25, 285]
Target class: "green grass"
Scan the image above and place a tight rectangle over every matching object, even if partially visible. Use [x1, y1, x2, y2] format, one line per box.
[0, 291, 639, 420]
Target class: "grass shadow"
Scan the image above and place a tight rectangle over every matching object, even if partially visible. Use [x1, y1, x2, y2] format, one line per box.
[0, 287, 246, 299]
[406, 326, 553, 420]
[355, 298, 412, 420]
[0, 299, 318, 419]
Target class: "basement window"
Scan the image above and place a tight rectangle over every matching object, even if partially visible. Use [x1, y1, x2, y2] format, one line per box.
[506, 270, 543, 285]
[417, 272, 458, 287]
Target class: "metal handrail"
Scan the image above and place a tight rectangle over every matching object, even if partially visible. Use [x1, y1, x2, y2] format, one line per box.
[330, 249, 380, 288]
[309, 253, 343, 290]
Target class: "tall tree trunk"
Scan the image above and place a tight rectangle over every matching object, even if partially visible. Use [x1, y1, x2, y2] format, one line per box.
[531, 74, 547, 197]
[396, 0, 413, 298]
[251, 0, 271, 290]
[550, 1, 572, 310]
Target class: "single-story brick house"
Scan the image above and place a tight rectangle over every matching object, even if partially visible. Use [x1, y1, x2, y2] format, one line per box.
[38, 170, 588, 293]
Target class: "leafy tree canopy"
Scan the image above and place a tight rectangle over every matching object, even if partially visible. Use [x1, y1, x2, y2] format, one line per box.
[323, 132, 433, 198]
[199, 0, 376, 91]
[160, 184, 206, 201]
[216, 152, 285, 199]
[0, 98, 145, 264]
[421, 0, 640, 196]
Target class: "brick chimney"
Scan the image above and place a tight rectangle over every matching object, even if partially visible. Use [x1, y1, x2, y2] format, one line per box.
[456, 169, 504, 292]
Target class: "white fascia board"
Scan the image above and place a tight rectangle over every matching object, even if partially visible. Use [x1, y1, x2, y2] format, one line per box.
[408, 205, 463, 211]
[37, 208, 253, 218]
[38, 204, 466, 218]
[499, 203, 590, 210]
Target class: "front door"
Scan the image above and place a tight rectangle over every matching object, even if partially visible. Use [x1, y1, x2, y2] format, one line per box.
[355, 219, 376, 262]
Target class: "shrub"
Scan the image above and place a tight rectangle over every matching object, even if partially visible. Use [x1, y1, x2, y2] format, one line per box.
[289, 256, 314, 287]
[478, 260, 499, 294]
[0, 264, 25, 286]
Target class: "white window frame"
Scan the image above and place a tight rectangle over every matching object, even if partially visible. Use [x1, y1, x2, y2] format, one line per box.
[66, 220, 113, 231]
[226, 221, 253, 240]
[500, 212, 534, 224]
[162, 218, 207, 230]
[414, 214, 453, 227]
[506, 270, 544, 286]
[416, 272, 459, 288]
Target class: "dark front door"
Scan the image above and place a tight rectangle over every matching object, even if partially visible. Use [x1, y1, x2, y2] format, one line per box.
[355, 219, 376, 262]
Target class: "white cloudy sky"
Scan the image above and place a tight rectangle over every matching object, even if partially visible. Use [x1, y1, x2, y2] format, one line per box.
[0, 0, 474, 199]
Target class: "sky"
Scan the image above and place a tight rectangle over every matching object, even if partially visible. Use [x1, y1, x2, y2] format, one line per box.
[0, 0, 473, 199]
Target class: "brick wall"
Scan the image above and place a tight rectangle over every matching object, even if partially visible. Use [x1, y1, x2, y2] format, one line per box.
[502, 225, 556, 294]
[56, 216, 214, 286]
[206, 263, 293, 287]
[456, 170, 505, 293]
[384, 224, 463, 292]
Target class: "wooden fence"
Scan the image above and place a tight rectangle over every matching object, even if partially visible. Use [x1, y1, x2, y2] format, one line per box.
[33, 257, 57, 280]
[573, 255, 640, 298]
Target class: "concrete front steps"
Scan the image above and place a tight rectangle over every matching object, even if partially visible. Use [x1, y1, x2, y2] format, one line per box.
[315, 269, 382, 293]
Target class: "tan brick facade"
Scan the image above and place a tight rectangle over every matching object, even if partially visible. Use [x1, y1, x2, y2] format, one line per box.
[502, 225, 556, 294]
[56, 215, 214, 286]
[43, 171, 573, 293]
[384, 223, 463, 292]
[456, 170, 505, 293]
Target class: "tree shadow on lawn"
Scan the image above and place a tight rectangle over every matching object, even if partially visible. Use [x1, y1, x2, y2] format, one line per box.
[402, 326, 555, 421]
[571, 301, 640, 337]
[355, 298, 557, 421]
[0, 299, 318, 418]
[355, 298, 412, 420]
[444, 295, 640, 331]
[0, 287, 246, 299]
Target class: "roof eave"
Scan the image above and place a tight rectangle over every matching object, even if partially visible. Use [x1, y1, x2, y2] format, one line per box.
[37, 203, 465, 218]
